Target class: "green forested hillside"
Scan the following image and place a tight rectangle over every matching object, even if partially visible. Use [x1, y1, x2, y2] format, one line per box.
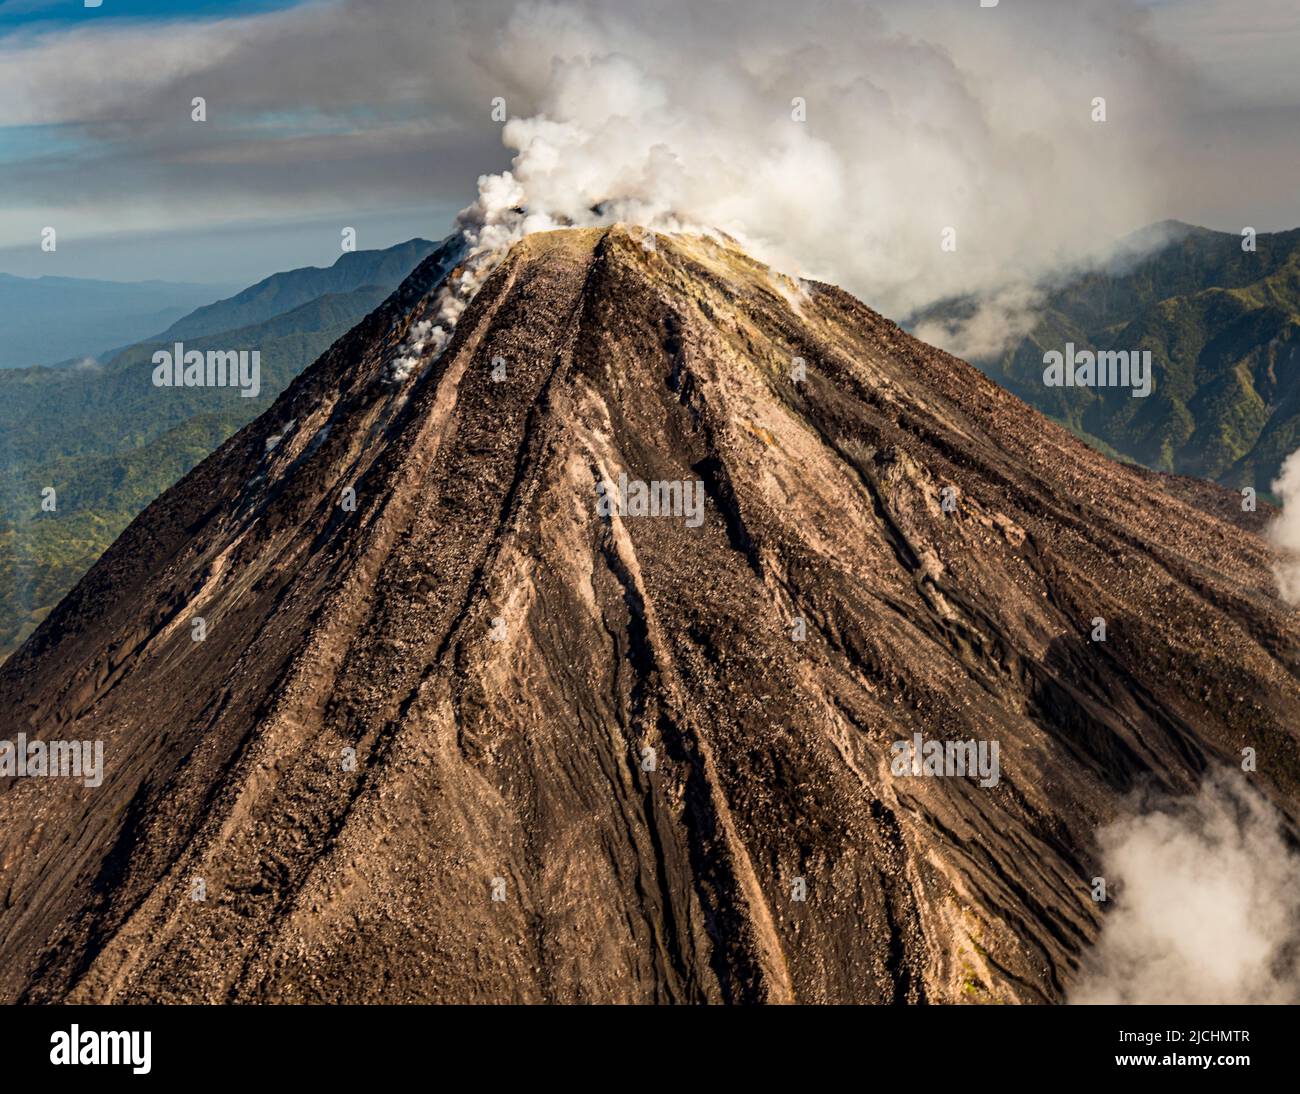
[0, 241, 436, 658]
[921, 223, 1300, 491]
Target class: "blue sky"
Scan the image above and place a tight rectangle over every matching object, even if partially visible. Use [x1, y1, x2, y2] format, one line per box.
[0, 0, 1296, 287]
[0, 0, 301, 29]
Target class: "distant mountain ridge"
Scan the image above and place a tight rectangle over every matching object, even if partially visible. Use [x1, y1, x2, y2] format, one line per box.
[915, 222, 1300, 491]
[157, 238, 436, 341]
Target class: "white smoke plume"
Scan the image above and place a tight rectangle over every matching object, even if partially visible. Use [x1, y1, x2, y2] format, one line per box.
[1268, 448, 1300, 605]
[378, 0, 1193, 380]
[385, 176, 566, 383]
[1071, 769, 1300, 1004]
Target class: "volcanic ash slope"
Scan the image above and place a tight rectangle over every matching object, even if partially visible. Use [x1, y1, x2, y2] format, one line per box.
[1, 226, 1297, 1004]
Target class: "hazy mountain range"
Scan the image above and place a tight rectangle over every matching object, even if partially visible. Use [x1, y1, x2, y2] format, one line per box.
[0, 274, 241, 370]
[155, 240, 439, 342]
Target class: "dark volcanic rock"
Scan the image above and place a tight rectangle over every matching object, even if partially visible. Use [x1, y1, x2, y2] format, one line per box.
[1, 226, 1297, 1004]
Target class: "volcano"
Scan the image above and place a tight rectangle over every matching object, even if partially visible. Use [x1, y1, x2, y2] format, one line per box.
[1, 226, 1297, 1004]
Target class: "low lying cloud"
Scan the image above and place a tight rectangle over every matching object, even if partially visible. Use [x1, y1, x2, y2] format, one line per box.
[911, 285, 1046, 364]
[1071, 769, 1300, 1005]
[1268, 448, 1300, 605]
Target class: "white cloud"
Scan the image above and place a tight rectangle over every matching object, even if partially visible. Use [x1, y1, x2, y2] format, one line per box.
[1268, 447, 1300, 604]
[1072, 769, 1300, 1005]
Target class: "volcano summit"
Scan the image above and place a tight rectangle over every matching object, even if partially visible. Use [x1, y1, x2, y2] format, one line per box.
[0, 226, 1297, 1004]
